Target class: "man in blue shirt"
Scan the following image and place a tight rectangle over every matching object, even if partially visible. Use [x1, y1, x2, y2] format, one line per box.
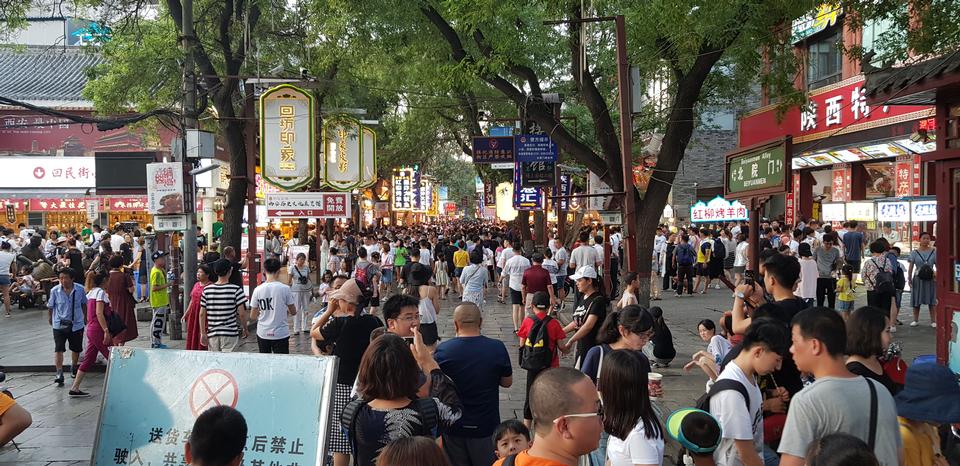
[434, 303, 513, 466]
[47, 268, 86, 386]
[841, 220, 865, 280]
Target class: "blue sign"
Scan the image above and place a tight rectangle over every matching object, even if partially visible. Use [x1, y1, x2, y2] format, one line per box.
[513, 163, 542, 210]
[472, 136, 515, 164]
[489, 126, 513, 137]
[92, 348, 337, 466]
[911, 200, 937, 221]
[516, 134, 559, 163]
[554, 173, 573, 211]
[877, 201, 910, 222]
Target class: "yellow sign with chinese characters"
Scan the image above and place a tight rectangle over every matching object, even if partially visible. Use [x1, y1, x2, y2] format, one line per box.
[259, 84, 315, 190]
[321, 117, 378, 192]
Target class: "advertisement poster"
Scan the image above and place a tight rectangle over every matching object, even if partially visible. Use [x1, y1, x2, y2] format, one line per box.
[146, 162, 185, 215]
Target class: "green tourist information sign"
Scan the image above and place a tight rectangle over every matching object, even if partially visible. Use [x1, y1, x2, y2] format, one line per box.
[725, 139, 790, 197]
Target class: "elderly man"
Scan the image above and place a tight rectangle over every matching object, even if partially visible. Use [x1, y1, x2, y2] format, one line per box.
[435, 303, 513, 466]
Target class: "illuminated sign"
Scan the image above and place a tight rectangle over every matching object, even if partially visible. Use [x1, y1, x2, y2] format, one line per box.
[259, 85, 315, 190]
[690, 196, 748, 223]
[877, 201, 910, 222]
[846, 202, 875, 221]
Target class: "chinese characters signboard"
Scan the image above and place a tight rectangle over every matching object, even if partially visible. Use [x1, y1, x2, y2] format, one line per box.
[260, 84, 316, 191]
[738, 77, 933, 149]
[877, 201, 910, 222]
[392, 169, 414, 211]
[0, 156, 96, 189]
[92, 348, 337, 466]
[515, 134, 558, 163]
[894, 155, 922, 197]
[832, 164, 851, 202]
[791, 4, 842, 43]
[520, 161, 556, 187]
[265, 192, 352, 219]
[145, 163, 185, 215]
[690, 196, 749, 223]
[472, 136, 515, 164]
[911, 200, 937, 221]
[322, 117, 377, 192]
[554, 173, 573, 211]
[726, 142, 787, 196]
[513, 164, 542, 211]
[483, 183, 496, 207]
[846, 202, 875, 221]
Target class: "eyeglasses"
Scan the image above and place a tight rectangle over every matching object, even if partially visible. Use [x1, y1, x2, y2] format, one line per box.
[396, 314, 421, 322]
[553, 403, 604, 424]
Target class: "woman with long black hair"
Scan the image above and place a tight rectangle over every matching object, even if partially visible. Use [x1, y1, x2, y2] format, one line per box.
[562, 265, 609, 368]
[599, 350, 664, 466]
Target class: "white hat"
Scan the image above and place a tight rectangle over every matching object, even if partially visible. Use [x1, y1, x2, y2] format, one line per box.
[569, 266, 598, 281]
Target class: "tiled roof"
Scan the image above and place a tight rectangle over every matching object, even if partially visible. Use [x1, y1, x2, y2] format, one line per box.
[0, 45, 102, 107]
[864, 51, 960, 105]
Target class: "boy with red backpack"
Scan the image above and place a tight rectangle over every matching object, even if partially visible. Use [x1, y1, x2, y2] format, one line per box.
[516, 291, 568, 427]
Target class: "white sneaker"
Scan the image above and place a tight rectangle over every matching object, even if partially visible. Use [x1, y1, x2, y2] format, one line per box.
[931, 322, 937, 328]
[889, 326, 897, 333]
[910, 321, 919, 327]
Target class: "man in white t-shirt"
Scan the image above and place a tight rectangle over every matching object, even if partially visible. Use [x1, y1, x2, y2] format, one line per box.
[249, 257, 296, 354]
[502, 252, 531, 332]
[710, 318, 789, 466]
[418, 240, 432, 266]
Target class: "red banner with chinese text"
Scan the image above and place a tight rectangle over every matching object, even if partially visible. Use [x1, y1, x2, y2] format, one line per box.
[894, 155, 922, 197]
[832, 164, 851, 202]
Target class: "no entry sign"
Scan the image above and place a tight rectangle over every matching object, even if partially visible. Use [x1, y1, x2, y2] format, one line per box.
[265, 192, 352, 219]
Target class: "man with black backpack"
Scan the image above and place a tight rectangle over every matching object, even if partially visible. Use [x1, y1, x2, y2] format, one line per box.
[674, 234, 696, 296]
[702, 318, 789, 466]
[516, 291, 568, 427]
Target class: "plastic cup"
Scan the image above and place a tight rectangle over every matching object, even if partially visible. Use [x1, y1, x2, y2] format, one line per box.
[648, 372, 663, 398]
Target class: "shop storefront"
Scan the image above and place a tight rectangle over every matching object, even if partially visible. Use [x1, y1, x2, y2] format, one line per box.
[738, 75, 936, 242]
[0, 196, 152, 233]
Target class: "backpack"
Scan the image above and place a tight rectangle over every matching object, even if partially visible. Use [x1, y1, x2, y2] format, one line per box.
[871, 258, 896, 295]
[341, 397, 438, 454]
[520, 315, 555, 371]
[890, 254, 906, 290]
[676, 244, 695, 266]
[353, 262, 374, 309]
[711, 239, 726, 264]
[916, 251, 935, 281]
[694, 378, 750, 415]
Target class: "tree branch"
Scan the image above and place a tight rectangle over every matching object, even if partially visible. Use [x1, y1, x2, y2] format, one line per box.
[654, 35, 685, 81]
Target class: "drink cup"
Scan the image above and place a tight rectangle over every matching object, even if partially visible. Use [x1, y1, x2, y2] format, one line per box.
[648, 372, 663, 398]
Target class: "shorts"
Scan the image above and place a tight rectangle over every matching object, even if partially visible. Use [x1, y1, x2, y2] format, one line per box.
[510, 289, 523, 305]
[732, 266, 746, 275]
[454, 267, 464, 277]
[556, 277, 567, 293]
[419, 322, 439, 346]
[696, 263, 710, 276]
[0, 275, 10, 286]
[381, 268, 394, 285]
[208, 335, 240, 352]
[846, 259, 861, 273]
[0, 392, 15, 417]
[53, 328, 84, 353]
[836, 300, 853, 312]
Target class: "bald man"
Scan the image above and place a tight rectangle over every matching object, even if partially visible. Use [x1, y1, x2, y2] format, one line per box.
[494, 368, 603, 466]
[435, 303, 513, 466]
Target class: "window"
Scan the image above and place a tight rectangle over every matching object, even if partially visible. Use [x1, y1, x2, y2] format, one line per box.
[27, 212, 43, 228]
[807, 29, 842, 89]
[861, 17, 896, 66]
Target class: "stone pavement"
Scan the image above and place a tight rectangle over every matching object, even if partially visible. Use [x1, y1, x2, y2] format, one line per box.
[0, 285, 938, 465]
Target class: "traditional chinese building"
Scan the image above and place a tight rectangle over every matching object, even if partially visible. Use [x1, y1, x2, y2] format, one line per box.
[734, 5, 937, 250]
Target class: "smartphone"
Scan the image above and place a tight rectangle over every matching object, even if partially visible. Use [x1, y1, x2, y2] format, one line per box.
[744, 271, 756, 287]
[404, 337, 415, 346]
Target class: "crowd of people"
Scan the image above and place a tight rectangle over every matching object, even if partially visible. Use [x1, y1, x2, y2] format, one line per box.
[0, 215, 956, 466]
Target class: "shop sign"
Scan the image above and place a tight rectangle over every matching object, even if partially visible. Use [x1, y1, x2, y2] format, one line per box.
[821, 202, 845, 222]
[588, 171, 613, 211]
[85, 200, 98, 223]
[877, 201, 910, 222]
[260, 84, 316, 191]
[391, 169, 414, 212]
[30, 198, 94, 212]
[690, 196, 748, 223]
[516, 134, 558, 163]
[791, 3, 842, 43]
[520, 161, 556, 187]
[445, 202, 457, 213]
[0, 156, 96, 189]
[846, 202, 875, 221]
[360, 127, 378, 188]
[513, 163, 542, 211]
[832, 164, 851, 202]
[471, 136, 515, 164]
[911, 200, 937, 221]
[894, 155, 922, 197]
[0, 199, 28, 211]
[155, 214, 189, 232]
[726, 143, 787, 196]
[554, 173, 573, 211]
[107, 196, 148, 211]
[146, 162, 185, 215]
[264, 192, 351, 219]
[739, 77, 933, 149]
[785, 193, 795, 226]
[5, 204, 15, 223]
[483, 183, 496, 207]
[599, 210, 623, 225]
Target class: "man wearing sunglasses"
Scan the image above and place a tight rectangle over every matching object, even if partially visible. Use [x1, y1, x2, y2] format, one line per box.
[494, 367, 602, 466]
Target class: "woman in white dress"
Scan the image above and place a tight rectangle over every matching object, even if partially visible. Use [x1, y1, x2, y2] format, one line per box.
[319, 233, 330, 277]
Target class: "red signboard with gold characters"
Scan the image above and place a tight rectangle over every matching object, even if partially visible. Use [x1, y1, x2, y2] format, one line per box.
[831, 164, 851, 202]
[894, 155, 922, 197]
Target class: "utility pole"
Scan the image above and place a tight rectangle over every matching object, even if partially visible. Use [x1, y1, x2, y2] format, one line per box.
[175, 0, 198, 339]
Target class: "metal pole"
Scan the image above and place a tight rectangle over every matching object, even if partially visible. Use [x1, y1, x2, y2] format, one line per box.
[244, 82, 260, 297]
[175, 0, 197, 340]
[614, 15, 637, 272]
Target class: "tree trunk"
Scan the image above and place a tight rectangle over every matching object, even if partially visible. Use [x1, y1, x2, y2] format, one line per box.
[563, 210, 584, 247]
[298, 219, 308, 244]
[533, 210, 545, 247]
[219, 118, 247, 251]
[517, 210, 531, 243]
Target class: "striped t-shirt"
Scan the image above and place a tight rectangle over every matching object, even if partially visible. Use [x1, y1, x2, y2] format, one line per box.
[200, 283, 246, 337]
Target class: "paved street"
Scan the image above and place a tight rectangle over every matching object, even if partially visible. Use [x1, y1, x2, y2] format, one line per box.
[0, 285, 938, 465]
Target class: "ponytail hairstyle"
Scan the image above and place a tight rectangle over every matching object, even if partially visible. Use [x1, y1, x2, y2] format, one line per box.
[621, 272, 638, 295]
[597, 305, 654, 345]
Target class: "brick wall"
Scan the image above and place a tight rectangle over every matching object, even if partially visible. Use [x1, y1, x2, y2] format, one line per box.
[671, 129, 739, 222]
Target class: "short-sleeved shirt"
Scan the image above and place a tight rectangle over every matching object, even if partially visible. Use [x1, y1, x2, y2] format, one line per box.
[778, 376, 902, 465]
[607, 421, 664, 466]
[517, 312, 567, 368]
[503, 255, 531, 292]
[493, 451, 566, 466]
[201, 283, 246, 337]
[250, 281, 296, 340]
[452, 250, 469, 268]
[149, 267, 169, 308]
[435, 336, 512, 438]
[580, 345, 650, 384]
[841, 231, 864, 261]
[553, 247, 569, 274]
[322, 315, 383, 384]
[571, 293, 609, 363]
[47, 284, 86, 332]
[569, 244, 599, 271]
[862, 256, 894, 292]
[711, 362, 763, 466]
[521, 265, 552, 294]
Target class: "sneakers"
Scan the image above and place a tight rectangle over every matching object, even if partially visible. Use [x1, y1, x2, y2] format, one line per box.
[71, 365, 78, 378]
[931, 322, 937, 328]
[54, 374, 64, 387]
[68, 390, 91, 398]
[910, 321, 919, 327]
[151, 343, 168, 349]
[889, 326, 897, 334]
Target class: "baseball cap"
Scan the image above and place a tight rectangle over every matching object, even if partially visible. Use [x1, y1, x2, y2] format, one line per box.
[666, 408, 722, 455]
[569, 266, 598, 281]
[532, 291, 551, 309]
[152, 250, 169, 261]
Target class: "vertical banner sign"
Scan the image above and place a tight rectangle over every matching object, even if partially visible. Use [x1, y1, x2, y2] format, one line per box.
[483, 183, 496, 207]
[831, 164, 850, 202]
[392, 169, 413, 211]
[513, 163, 542, 210]
[786, 173, 800, 225]
[360, 127, 378, 188]
[5, 204, 14, 223]
[415, 177, 431, 214]
[412, 171, 424, 212]
[145, 162, 185, 214]
[86, 199, 99, 223]
[259, 84, 316, 190]
[894, 155, 923, 197]
[588, 171, 612, 211]
[322, 118, 364, 192]
[554, 173, 573, 211]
